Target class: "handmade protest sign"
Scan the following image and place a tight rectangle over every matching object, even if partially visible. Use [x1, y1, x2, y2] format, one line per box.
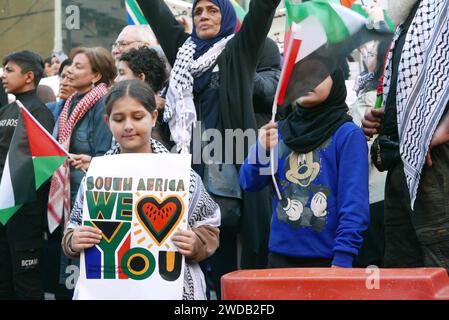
[75, 153, 191, 300]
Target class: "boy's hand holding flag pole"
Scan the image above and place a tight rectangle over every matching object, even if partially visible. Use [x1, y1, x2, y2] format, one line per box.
[0, 100, 70, 225]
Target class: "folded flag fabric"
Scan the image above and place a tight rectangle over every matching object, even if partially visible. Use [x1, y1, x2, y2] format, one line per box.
[0, 101, 68, 225]
[277, 0, 384, 108]
[230, 0, 247, 31]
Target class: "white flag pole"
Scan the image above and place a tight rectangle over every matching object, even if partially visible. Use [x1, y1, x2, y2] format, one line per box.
[268, 31, 298, 201]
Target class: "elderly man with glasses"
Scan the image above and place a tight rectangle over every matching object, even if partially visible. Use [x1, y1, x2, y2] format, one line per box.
[111, 25, 158, 60]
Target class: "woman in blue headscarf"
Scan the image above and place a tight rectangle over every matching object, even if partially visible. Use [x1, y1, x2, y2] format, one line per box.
[136, 0, 281, 299]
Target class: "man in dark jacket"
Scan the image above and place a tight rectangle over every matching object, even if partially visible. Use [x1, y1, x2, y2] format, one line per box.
[0, 51, 54, 299]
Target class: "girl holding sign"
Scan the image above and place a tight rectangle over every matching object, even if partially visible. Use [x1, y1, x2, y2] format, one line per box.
[61, 80, 220, 300]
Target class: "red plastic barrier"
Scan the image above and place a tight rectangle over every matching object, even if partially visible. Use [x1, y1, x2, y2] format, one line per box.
[221, 268, 449, 300]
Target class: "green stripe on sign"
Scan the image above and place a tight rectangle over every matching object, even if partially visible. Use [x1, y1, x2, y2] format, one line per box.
[0, 205, 22, 225]
[33, 156, 67, 190]
[286, 0, 351, 44]
[126, 0, 148, 25]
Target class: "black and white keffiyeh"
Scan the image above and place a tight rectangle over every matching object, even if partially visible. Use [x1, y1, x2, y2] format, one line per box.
[69, 139, 220, 300]
[164, 35, 233, 153]
[382, 0, 449, 208]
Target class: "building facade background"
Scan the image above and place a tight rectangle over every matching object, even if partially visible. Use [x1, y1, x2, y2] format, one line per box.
[0, 0, 288, 62]
[0, 0, 55, 60]
[0, 0, 126, 61]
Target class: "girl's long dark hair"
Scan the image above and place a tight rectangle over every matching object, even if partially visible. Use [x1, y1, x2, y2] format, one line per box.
[104, 79, 156, 116]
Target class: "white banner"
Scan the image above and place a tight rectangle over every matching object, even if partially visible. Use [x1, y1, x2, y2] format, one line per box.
[75, 153, 191, 300]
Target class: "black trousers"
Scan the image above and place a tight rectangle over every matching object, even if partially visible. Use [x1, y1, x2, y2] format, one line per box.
[204, 192, 271, 299]
[383, 142, 449, 270]
[267, 252, 332, 268]
[354, 201, 385, 268]
[203, 226, 238, 300]
[42, 225, 74, 300]
[0, 210, 45, 300]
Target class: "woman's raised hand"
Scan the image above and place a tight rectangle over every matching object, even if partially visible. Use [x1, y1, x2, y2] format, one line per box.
[362, 0, 385, 23]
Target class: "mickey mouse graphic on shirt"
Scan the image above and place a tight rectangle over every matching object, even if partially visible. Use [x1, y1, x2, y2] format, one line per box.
[276, 140, 331, 232]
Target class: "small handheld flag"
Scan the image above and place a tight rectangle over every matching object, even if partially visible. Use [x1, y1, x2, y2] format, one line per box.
[0, 101, 69, 225]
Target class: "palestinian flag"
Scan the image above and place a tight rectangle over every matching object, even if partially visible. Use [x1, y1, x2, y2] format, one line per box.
[0, 102, 68, 225]
[277, 0, 383, 108]
[230, 0, 247, 31]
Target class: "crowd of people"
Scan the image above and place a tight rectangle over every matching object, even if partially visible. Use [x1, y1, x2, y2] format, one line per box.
[0, 0, 448, 300]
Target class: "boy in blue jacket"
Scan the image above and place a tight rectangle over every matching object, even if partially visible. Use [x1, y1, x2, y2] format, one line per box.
[240, 69, 369, 268]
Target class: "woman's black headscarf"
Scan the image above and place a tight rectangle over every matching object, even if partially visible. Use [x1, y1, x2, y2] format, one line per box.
[279, 68, 352, 153]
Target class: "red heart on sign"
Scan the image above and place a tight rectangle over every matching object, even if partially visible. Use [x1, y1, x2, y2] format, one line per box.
[136, 195, 184, 246]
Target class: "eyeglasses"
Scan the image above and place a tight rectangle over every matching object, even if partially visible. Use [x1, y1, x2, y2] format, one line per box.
[111, 40, 143, 49]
